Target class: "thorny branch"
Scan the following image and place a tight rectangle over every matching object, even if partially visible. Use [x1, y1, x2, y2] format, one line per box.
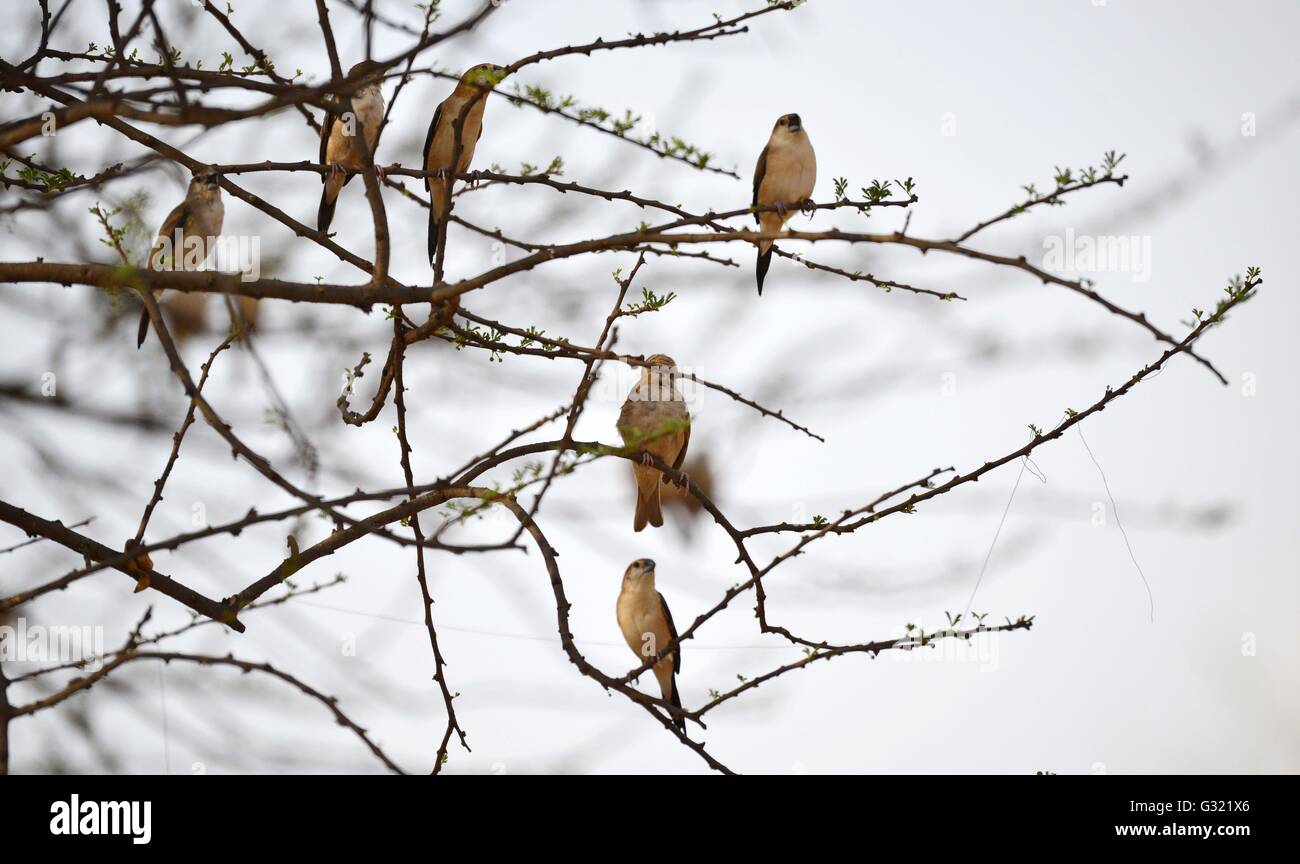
[0, 0, 1262, 775]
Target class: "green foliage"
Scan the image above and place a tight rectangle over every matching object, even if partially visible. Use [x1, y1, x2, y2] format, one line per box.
[622, 286, 676, 317]
[7, 158, 78, 192]
[510, 82, 717, 170]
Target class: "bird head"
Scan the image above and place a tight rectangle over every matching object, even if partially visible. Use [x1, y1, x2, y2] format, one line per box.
[190, 170, 222, 198]
[624, 558, 656, 585]
[638, 353, 679, 391]
[774, 112, 805, 136]
[461, 63, 508, 90]
[346, 60, 385, 92]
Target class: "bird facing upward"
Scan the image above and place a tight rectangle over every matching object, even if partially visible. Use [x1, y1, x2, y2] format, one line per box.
[317, 60, 387, 234]
[616, 558, 684, 730]
[139, 171, 224, 348]
[752, 113, 817, 295]
[423, 63, 507, 266]
[617, 354, 691, 532]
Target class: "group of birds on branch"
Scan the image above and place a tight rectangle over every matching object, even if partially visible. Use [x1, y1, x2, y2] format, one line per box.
[135, 59, 820, 729]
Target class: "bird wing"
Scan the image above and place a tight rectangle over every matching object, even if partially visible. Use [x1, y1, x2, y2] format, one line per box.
[150, 200, 191, 265]
[422, 101, 443, 193]
[616, 396, 637, 441]
[752, 141, 770, 225]
[658, 591, 680, 674]
[671, 419, 690, 473]
[318, 108, 335, 177]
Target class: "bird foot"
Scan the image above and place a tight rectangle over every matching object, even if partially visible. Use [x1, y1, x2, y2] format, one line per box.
[328, 161, 345, 180]
[639, 451, 655, 468]
[799, 197, 817, 217]
[774, 201, 788, 218]
[375, 164, 387, 182]
[674, 471, 691, 490]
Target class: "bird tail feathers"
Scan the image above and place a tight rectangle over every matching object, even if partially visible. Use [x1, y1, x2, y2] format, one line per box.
[669, 675, 684, 731]
[317, 185, 339, 234]
[136, 305, 150, 349]
[633, 481, 663, 532]
[427, 211, 440, 266]
[756, 244, 774, 296]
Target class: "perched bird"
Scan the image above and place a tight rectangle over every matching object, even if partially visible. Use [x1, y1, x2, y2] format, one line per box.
[617, 354, 691, 532]
[139, 170, 224, 347]
[423, 63, 506, 265]
[616, 558, 684, 730]
[752, 113, 817, 295]
[317, 60, 387, 233]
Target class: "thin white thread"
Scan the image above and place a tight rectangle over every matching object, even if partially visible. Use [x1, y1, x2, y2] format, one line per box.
[962, 458, 1032, 616]
[293, 599, 790, 650]
[1077, 422, 1153, 622]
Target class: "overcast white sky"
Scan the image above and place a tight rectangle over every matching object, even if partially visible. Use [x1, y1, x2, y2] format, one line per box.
[1, 0, 1297, 774]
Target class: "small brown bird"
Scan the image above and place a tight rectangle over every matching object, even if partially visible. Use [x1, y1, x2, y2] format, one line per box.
[317, 60, 386, 233]
[752, 113, 817, 295]
[616, 558, 683, 730]
[139, 170, 224, 347]
[423, 63, 506, 264]
[617, 354, 691, 532]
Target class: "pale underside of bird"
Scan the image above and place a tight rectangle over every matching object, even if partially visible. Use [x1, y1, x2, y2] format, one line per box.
[317, 61, 387, 234]
[617, 354, 691, 532]
[616, 558, 683, 729]
[752, 113, 817, 295]
[139, 172, 224, 347]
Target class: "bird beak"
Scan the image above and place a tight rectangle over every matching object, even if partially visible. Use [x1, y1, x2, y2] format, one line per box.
[642, 559, 656, 572]
[788, 115, 802, 132]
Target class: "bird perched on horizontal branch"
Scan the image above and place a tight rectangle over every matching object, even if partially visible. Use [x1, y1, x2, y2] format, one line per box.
[616, 558, 684, 730]
[618, 354, 691, 532]
[424, 63, 507, 267]
[317, 60, 387, 234]
[139, 171, 224, 347]
[752, 113, 816, 295]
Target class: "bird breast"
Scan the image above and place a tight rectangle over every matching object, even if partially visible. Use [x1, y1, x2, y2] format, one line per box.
[327, 88, 384, 167]
[190, 197, 224, 239]
[616, 585, 657, 650]
[761, 135, 817, 204]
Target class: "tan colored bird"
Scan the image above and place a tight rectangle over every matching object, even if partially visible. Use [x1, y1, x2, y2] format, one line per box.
[139, 170, 224, 347]
[423, 63, 506, 264]
[616, 558, 683, 730]
[617, 354, 691, 532]
[752, 113, 817, 295]
[317, 60, 387, 233]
